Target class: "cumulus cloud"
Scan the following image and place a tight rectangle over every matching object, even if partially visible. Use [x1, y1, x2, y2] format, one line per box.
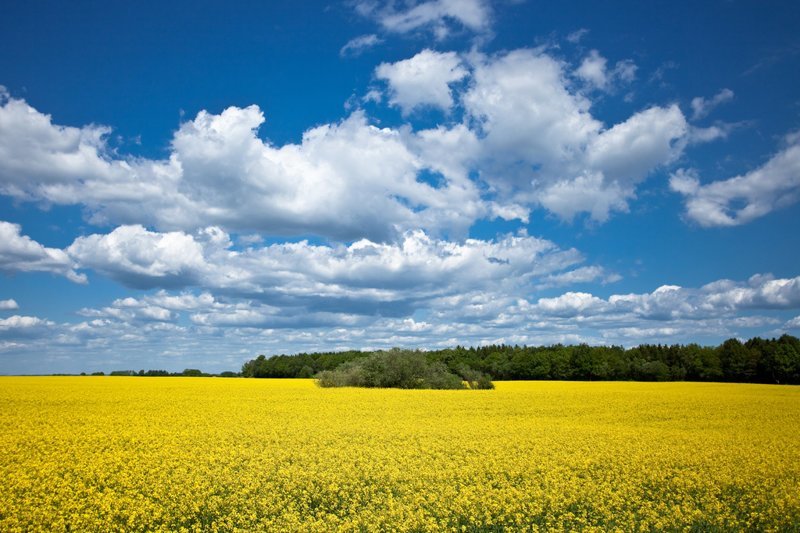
[340, 34, 383, 57]
[375, 49, 468, 114]
[0, 95, 495, 240]
[538, 173, 630, 222]
[0, 315, 55, 339]
[463, 49, 686, 221]
[463, 49, 601, 178]
[586, 105, 687, 185]
[64, 225, 589, 315]
[0, 299, 19, 310]
[0, 46, 695, 231]
[575, 50, 608, 89]
[575, 50, 637, 91]
[6, 270, 800, 373]
[535, 292, 607, 317]
[548, 274, 800, 322]
[691, 88, 734, 120]
[354, 0, 492, 38]
[68, 225, 207, 288]
[78, 291, 221, 323]
[701, 274, 800, 310]
[0, 221, 85, 282]
[537, 266, 621, 288]
[54, 225, 800, 357]
[670, 135, 800, 226]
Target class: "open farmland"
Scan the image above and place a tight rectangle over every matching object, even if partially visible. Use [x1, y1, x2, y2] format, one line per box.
[1, 378, 799, 531]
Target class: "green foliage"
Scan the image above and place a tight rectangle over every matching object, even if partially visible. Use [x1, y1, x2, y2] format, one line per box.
[102, 369, 237, 377]
[241, 335, 800, 385]
[316, 349, 475, 390]
[455, 365, 495, 389]
[242, 350, 369, 378]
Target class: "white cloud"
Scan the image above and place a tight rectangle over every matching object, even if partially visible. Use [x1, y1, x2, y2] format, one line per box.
[79, 303, 176, 323]
[0, 221, 85, 283]
[0, 46, 695, 231]
[701, 274, 800, 310]
[536, 292, 608, 317]
[575, 50, 637, 91]
[613, 60, 638, 84]
[68, 225, 207, 288]
[0, 95, 492, 240]
[464, 49, 602, 184]
[64, 226, 589, 314]
[691, 88, 734, 120]
[5, 270, 800, 373]
[566, 28, 589, 44]
[463, 49, 684, 221]
[670, 135, 800, 226]
[340, 34, 383, 57]
[0, 315, 48, 329]
[575, 50, 609, 90]
[570, 274, 800, 322]
[586, 104, 687, 186]
[0, 299, 19, 310]
[524, 99, 688, 222]
[537, 266, 620, 288]
[688, 123, 735, 144]
[538, 172, 630, 222]
[355, 0, 492, 37]
[375, 49, 468, 115]
[0, 315, 55, 339]
[409, 123, 481, 185]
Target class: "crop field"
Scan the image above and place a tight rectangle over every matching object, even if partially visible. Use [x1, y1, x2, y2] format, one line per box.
[1, 378, 799, 531]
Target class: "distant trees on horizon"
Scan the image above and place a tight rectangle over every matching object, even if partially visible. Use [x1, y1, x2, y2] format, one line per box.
[101, 369, 239, 377]
[241, 334, 800, 385]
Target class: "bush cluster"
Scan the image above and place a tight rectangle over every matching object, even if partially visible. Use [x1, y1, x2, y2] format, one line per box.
[315, 349, 493, 390]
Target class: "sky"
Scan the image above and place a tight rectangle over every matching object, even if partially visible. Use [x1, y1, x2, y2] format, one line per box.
[1, 0, 799, 374]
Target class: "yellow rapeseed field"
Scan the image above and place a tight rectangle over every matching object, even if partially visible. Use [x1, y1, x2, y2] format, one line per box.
[1, 378, 799, 532]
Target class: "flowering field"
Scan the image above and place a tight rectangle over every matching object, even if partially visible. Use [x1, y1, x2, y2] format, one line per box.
[1, 378, 799, 531]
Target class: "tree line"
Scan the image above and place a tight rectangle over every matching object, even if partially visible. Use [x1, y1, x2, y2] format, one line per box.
[83, 369, 240, 377]
[241, 334, 800, 384]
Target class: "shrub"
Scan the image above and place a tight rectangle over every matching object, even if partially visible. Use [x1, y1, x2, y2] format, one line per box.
[456, 366, 495, 389]
[316, 349, 491, 390]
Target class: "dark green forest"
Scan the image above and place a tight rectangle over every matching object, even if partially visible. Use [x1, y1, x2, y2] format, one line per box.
[241, 334, 800, 384]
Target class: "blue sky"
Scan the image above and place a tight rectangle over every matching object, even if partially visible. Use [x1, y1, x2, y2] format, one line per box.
[1, 0, 799, 374]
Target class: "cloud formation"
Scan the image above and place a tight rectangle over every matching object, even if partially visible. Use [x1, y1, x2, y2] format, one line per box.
[376, 49, 467, 114]
[6, 271, 797, 373]
[463, 49, 686, 221]
[0, 95, 494, 240]
[354, 0, 492, 39]
[340, 34, 383, 57]
[574, 50, 637, 91]
[670, 134, 800, 226]
[0, 299, 19, 310]
[0, 222, 85, 283]
[691, 88, 734, 120]
[63, 225, 599, 315]
[0, 47, 698, 235]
